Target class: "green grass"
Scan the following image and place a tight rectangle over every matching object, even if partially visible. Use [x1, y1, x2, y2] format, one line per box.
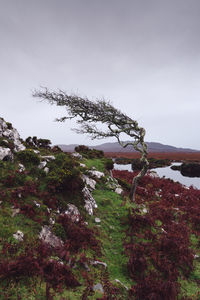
[83, 158, 106, 173]
[91, 187, 131, 288]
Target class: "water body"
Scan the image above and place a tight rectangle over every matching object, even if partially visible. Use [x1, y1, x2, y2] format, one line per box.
[113, 163, 200, 189]
[114, 163, 133, 172]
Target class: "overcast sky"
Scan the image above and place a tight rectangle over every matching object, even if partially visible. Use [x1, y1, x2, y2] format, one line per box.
[0, 0, 200, 149]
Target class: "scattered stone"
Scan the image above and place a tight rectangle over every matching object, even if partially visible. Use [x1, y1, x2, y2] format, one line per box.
[33, 150, 40, 154]
[94, 218, 101, 223]
[18, 163, 25, 172]
[142, 208, 148, 214]
[64, 204, 80, 222]
[34, 201, 40, 208]
[44, 167, 49, 174]
[80, 163, 86, 168]
[71, 152, 82, 159]
[88, 170, 105, 179]
[82, 262, 90, 271]
[106, 176, 121, 190]
[95, 217, 101, 223]
[49, 218, 55, 225]
[115, 187, 123, 195]
[0, 147, 13, 161]
[13, 230, 24, 241]
[82, 187, 97, 215]
[93, 283, 104, 293]
[2, 139, 8, 144]
[82, 174, 96, 190]
[12, 208, 20, 217]
[38, 161, 47, 169]
[155, 191, 161, 197]
[40, 155, 55, 161]
[90, 260, 107, 268]
[115, 279, 128, 290]
[39, 225, 64, 248]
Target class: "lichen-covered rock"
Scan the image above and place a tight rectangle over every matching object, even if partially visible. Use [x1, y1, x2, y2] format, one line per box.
[18, 163, 25, 172]
[44, 167, 49, 174]
[13, 230, 24, 241]
[106, 176, 122, 193]
[0, 117, 25, 152]
[106, 176, 118, 188]
[95, 217, 101, 223]
[82, 186, 97, 215]
[115, 187, 123, 195]
[12, 208, 20, 217]
[93, 283, 104, 293]
[71, 152, 82, 159]
[80, 163, 86, 168]
[88, 170, 105, 179]
[64, 204, 80, 222]
[40, 155, 55, 161]
[38, 161, 47, 169]
[90, 260, 107, 268]
[0, 147, 13, 161]
[39, 225, 64, 248]
[114, 279, 128, 290]
[82, 174, 96, 190]
[33, 150, 40, 154]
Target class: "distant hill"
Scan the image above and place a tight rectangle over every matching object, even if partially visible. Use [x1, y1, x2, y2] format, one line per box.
[58, 141, 199, 153]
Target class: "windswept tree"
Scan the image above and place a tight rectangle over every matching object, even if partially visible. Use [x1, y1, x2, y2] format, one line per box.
[33, 88, 149, 201]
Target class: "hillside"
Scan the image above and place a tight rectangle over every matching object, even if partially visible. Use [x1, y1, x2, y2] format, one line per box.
[0, 118, 200, 299]
[58, 141, 198, 153]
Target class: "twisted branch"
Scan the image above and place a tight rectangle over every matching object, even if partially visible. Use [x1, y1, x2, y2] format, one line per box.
[33, 88, 149, 201]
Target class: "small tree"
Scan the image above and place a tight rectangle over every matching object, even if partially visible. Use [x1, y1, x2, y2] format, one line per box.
[33, 88, 149, 201]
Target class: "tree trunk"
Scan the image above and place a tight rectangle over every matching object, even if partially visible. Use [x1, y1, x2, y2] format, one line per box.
[130, 161, 149, 202]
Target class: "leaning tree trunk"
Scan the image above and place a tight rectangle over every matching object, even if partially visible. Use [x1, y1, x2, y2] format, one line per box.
[129, 131, 149, 202]
[130, 159, 149, 202]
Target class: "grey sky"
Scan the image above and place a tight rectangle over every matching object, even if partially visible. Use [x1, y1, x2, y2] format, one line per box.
[0, 0, 200, 149]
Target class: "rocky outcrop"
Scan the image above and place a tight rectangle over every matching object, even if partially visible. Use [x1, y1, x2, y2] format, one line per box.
[39, 225, 64, 248]
[0, 118, 26, 159]
[64, 204, 80, 223]
[82, 186, 98, 215]
[0, 147, 13, 161]
[82, 174, 96, 190]
[88, 170, 105, 179]
[106, 176, 123, 195]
